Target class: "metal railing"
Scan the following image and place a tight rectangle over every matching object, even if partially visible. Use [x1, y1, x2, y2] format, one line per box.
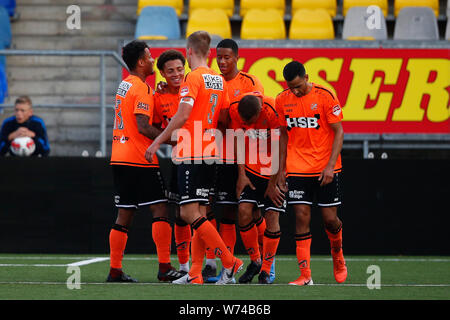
[1, 48, 449, 159]
[0, 49, 128, 156]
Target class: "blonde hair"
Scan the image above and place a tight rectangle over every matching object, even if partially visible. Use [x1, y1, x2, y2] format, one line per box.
[187, 31, 211, 57]
[15, 96, 32, 107]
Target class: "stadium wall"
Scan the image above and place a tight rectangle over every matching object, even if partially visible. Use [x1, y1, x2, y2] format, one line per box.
[0, 157, 448, 256]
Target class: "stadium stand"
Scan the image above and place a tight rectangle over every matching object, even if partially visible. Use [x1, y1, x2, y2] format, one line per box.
[446, 18, 450, 39]
[0, 6, 12, 48]
[0, 0, 15, 17]
[394, 6, 439, 39]
[343, 0, 388, 16]
[1, 1, 136, 156]
[342, 6, 388, 40]
[186, 8, 231, 38]
[189, 0, 234, 17]
[394, 0, 439, 17]
[241, 8, 286, 39]
[137, 0, 184, 16]
[291, 0, 337, 17]
[289, 9, 335, 39]
[240, 0, 285, 17]
[135, 6, 181, 40]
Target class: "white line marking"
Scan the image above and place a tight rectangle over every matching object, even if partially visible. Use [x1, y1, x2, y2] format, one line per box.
[0, 281, 448, 287]
[0, 264, 68, 267]
[67, 257, 109, 267]
[0, 257, 109, 267]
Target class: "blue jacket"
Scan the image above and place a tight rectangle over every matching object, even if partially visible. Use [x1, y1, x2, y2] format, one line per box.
[0, 115, 50, 156]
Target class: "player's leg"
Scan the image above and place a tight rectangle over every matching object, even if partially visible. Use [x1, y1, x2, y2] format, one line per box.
[216, 164, 239, 256]
[252, 207, 265, 254]
[321, 206, 347, 283]
[237, 175, 263, 284]
[175, 164, 242, 284]
[203, 204, 217, 280]
[107, 165, 138, 282]
[220, 205, 237, 255]
[168, 163, 191, 274]
[258, 206, 283, 284]
[287, 176, 314, 286]
[289, 204, 313, 286]
[150, 202, 183, 281]
[108, 208, 137, 282]
[174, 209, 191, 274]
[318, 172, 347, 283]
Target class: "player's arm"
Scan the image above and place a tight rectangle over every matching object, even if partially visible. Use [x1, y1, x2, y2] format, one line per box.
[136, 114, 163, 140]
[277, 125, 288, 192]
[145, 97, 193, 162]
[319, 121, 344, 186]
[32, 120, 50, 156]
[8, 127, 35, 141]
[264, 125, 286, 207]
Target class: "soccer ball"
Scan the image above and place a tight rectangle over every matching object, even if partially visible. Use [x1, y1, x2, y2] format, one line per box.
[10, 136, 36, 157]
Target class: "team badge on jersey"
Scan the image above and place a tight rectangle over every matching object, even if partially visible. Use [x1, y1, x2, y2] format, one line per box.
[332, 104, 342, 116]
[180, 86, 189, 97]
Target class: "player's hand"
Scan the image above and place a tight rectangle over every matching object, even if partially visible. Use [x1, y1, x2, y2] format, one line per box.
[145, 141, 160, 163]
[264, 181, 285, 208]
[236, 174, 255, 200]
[319, 165, 334, 186]
[277, 172, 288, 193]
[156, 81, 169, 94]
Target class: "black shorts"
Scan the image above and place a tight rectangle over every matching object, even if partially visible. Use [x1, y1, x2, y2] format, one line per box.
[239, 170, 286, 213]
[215, 163, 239, 205]
[286, 172, 342, 207]
[112, 165, 168, 209]
[166, 162, 180, 204]
[177, 162, 216, 206]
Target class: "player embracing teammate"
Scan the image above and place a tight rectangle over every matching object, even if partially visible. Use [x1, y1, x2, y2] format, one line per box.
[108, 32, 347, 285]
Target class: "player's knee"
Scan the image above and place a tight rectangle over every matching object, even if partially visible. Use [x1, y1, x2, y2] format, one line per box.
[238, 205, 253, 226]
[150, 202, 169, 218]
[323, 216, 341, 232]
[264, 211, 280, 232]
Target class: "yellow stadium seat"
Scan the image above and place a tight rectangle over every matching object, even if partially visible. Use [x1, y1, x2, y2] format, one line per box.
[137, 35, 168, 40]
[240, 0, 285, 17]
[289, 9, 334, 39]
[291, 0, 337, 17]
[137, 0, 184, 16]
[343, 0, 388, 16]
[189, 0, 234, 17]
[346, 36, 376, 40]
[241, 9, 286, 40]
[394, 0, 439, 17]
[186, 9, 231, 39]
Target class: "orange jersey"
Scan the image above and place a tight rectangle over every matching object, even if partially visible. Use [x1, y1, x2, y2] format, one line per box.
[153, 91, 179, 129]
[229, 92, 284, 178]
[226, 71, 264, 103]
[175, 66, 230, 162]
[276, 83, 343, 177]
[221, 71, 264, 162]
[110, 74, 159, 167]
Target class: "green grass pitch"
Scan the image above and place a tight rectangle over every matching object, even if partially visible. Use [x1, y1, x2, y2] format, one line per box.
[0, 254, 449, 300]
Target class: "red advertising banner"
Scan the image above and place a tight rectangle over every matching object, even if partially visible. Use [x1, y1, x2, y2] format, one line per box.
[123, 47, 450, 133]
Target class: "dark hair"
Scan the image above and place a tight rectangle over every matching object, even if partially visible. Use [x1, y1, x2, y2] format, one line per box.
[216, 38, 238, 56]
[15, 95, 32, 106]
[187, 31, 211, 57]
[283, 61, 306, 81]
[238, 95, 261, 122]
[157, 49, 185, 71]
[122, 40, 149, 71]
